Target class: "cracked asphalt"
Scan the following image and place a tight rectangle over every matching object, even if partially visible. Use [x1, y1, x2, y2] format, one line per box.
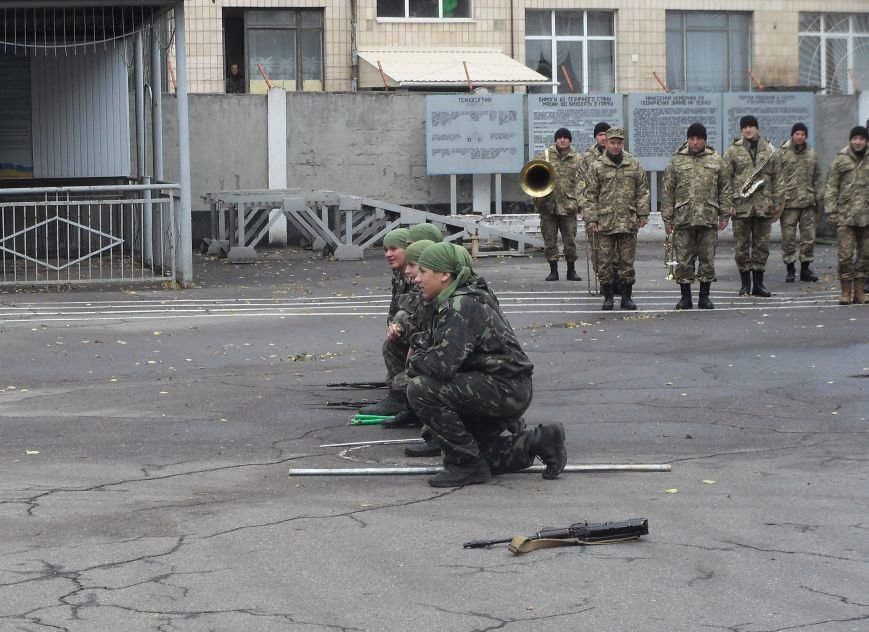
[0, 242, 867, 632]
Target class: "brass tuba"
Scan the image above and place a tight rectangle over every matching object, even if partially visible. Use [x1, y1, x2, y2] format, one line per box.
[519, 159, 557, 197]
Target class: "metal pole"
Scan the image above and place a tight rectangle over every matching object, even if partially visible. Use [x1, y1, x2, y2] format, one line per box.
[136, 31, 153, 266]
[320, 438, 424, 448]
[289, 464, 671, 476]
[174, 1, 193, 283]
[151, 27, 164, 181]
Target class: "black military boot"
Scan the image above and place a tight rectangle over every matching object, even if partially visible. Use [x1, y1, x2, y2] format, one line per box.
[620, 284, 637, 310]
[545, 260, 559, 281]
[566, 262, 581, 281]
[381, 408, 422, 429]
[751, 270, 771, 297]
[428, 456, 492, 487]
[800, 261, 818, 282]
[357, 390, 407, 416]
[785, 262, 796, 282]
[738, 271, 751, 296]
[676, 283, 693, 310]
[601, 283, 614, 310]
[527, 424, 567, 480]
[405, 437, 442, 457]
[698, 282, 714, 309]
[612, 275, 623, 296]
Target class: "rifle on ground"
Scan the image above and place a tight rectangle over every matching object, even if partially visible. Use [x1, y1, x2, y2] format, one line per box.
[464, 518, 648, 555]
[326, 381, 388, 389]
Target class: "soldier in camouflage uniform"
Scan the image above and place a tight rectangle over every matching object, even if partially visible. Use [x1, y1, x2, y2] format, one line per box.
[534, 127, 582, 282]
[824, 125, 869, 305]
[723, 115, 782, 297]
[778, 123, 822, 283]
[661, 123, 731, 310]
[580, 122, 623, 293]
[582, 128, 650, 310]
[357, 228, 414, 416]
[406, 241, 567, 487]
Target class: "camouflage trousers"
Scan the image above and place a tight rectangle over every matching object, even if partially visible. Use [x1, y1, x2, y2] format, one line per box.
[383, 337, 410, 392]
[732, 216, 772, 272]
[407, 372, 535, 473]
[595, 232, 637, 285]
[780, 207, 817, 263]
[673, 226, 718, 284]
[540, 213, 578, 262]
[588, 230, 622, 276]
[836, 225, 869, 281]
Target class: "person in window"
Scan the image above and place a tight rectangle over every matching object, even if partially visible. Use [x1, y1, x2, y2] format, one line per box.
[225, 63, 245, 94]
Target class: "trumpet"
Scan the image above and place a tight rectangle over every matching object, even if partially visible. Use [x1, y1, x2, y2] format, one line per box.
[519, 159, 556, 198]
[664, 231, 677, 281]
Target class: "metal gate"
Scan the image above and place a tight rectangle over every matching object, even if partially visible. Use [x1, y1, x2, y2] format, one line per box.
[0, 183, 179, 286]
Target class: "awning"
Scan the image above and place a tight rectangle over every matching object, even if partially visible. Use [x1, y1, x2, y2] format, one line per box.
[357, 48, 551, 89]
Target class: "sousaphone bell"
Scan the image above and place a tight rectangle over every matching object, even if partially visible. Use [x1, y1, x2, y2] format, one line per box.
[519, 159, 557, 198]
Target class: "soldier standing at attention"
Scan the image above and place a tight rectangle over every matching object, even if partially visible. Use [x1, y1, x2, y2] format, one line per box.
[582, 128, 650, 311]
[357, 228, 413, 416]
[580, 122, 621, 293]
[534, 127, 582, 282]
[778, 123, 822, 283]
[661, 123, 731, 310]
[724, 115, 781, 297]
[406, 241, 567, 487]
[824, 126, 869, 305]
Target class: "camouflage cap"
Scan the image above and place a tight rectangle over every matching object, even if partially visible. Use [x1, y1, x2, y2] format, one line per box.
[606, 128, 625, 140]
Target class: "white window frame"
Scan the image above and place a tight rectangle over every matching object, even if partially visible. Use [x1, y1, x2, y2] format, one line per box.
[376, 0, 474, 22]
[524, 10, 617, 94]
[799, 13, 869, 95]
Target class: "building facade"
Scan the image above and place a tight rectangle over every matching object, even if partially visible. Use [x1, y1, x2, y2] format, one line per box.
[179, 0, 869, 95]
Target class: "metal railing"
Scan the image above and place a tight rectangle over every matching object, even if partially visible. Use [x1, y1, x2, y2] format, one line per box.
[0, 183, 179, 286]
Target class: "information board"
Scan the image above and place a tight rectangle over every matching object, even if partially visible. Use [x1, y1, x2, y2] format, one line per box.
[425, 94, 525, 175]
[527, 94, 623, 155]
[723, 92, 815, 148]
[627, 93, 723, 171]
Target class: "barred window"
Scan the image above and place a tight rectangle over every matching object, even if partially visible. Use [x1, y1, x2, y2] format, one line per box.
[799, 13, 869, 94]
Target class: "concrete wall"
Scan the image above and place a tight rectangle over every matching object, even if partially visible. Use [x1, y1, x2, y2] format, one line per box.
[156, 92, 858, 242]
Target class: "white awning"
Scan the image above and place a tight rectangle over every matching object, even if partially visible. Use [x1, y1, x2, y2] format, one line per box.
[357, 48, 551, 89]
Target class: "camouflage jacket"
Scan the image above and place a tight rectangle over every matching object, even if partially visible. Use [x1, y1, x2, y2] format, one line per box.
[723, 137, 781, 218]
[582, 150, 651, 234]
[661, 143, 730, 228]
[824, 146, 869, 227]
[533, 144, 581, 216]
[778, 141, 822, 209]
[387, 269, 413, 324]
[391, 285, 435, 344]
[577, 143, 607, 203]
[406, 283, 533, 382]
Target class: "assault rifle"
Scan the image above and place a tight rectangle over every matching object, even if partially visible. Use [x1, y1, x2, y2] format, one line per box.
[326, 381, 388, 389]
[464, 518, 648, 555]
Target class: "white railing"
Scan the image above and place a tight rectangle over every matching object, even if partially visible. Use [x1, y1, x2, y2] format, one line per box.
[0, 183, 179, 286]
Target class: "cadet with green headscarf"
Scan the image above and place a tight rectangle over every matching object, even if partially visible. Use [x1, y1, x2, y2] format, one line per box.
[357, 228, 414, 416]
[406, 223, 443, 245]
[406, 242, 567, 487]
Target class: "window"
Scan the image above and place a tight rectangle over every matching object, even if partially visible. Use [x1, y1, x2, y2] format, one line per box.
[666, 11, 750, 92]
[223, 9, 324, 93]
[799, 13, 869, 94]
[524, 11, 616, 94]
[377, 0, 470, 20]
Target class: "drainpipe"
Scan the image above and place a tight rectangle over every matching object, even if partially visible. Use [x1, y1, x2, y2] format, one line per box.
[350, 0, 358, 92]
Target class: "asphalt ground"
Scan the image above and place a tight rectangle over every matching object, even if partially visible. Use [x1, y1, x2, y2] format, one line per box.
[0, 242, 867, 632]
